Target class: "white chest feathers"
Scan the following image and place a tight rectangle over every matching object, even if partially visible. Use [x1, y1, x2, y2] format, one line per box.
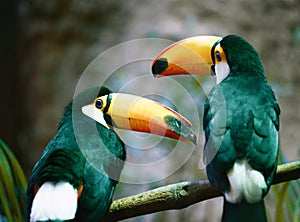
[225, 159, 267, 204]
[30, 182, 78, 222]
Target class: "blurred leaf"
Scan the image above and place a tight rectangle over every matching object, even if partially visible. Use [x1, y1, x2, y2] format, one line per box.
[0, 139, 27, 222]
[292, 25, 300, 43]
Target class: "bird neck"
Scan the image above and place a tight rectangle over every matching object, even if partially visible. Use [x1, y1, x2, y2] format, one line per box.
[59, 100, 126, 166]
[229, 60, 266, 80]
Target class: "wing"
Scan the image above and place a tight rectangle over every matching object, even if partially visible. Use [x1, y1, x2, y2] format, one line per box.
[26, 146, 85, 221]
[203, 86, 236, 191]
[76, 129, 125, 221]
[75, 162, 118, 221]
[248, 98, 280, 190]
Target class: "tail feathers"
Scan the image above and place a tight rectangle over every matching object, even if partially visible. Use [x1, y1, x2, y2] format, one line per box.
[222, 199, 267, 222]
[30, 182, 77, 221]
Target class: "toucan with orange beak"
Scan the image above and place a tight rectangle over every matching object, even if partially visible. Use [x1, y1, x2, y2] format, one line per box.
[26, 86, 196, 221]
[152, 35, 280, 222]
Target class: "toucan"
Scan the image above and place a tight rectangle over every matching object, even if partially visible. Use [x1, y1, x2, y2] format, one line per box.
[26, 86, 196, 221]
[152, 35, 280, 222]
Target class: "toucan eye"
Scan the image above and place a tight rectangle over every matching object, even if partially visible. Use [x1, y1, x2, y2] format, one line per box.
[95, 99, 103, 109]
[215, 51, 222, 62]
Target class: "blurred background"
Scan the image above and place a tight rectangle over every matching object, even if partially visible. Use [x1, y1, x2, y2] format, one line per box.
[1, 0, 300, 221]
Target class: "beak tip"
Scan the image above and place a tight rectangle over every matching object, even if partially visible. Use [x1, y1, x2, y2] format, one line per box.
[152, 58, 168, 76]
[190, 133, 197, 145]
[164, 115, 197, 145]
[183, 131, 197, 145]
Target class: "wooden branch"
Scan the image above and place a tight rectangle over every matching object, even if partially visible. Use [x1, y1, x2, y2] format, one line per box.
[272, 161, 300, 184]
[103, 161, 300, 221]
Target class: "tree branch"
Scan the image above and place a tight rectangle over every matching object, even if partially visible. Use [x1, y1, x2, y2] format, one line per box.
[103, 161, 300, 221]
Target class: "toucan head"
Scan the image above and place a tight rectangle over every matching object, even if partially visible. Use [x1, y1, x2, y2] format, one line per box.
[79, 86, 196, 145]
[152, 35, 265, 84]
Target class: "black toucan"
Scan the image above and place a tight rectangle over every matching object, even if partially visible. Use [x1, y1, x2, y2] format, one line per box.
[152, 35, 280, 222]
[26, 86, 196, 221]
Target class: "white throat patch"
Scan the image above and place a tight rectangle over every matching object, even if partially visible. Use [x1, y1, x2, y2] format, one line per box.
[82, 104, 109, 129]
[215, 62, 230, 84]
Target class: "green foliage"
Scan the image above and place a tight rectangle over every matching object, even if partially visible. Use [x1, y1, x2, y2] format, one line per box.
[0, 139, 27, 222]
[273, 152, 300, 222]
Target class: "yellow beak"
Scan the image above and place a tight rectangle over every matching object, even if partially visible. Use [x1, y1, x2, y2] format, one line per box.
[152, 36, 222, 77]
[84, 93, 197, 145]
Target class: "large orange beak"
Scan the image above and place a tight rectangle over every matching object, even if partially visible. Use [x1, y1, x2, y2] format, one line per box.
[83, 93, 197, 145]
[152, 36, 222, 77]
